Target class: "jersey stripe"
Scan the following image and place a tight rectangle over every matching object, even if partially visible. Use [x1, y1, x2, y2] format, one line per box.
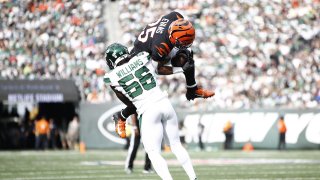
[104, 77, 111, 83]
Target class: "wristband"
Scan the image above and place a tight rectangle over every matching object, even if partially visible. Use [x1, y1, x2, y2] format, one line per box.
[120, 111, 126, 119]
[121, 106, 136, 119]
[173, 67, 184, 74]
[132, 126, 137, 130]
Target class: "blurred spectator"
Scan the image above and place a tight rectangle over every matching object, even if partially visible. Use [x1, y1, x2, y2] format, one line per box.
[66, 115, 79, 150]
[34, 116, 50, 150]
[20, 107, 30, 148]
[23, 108, 30, 126]
[0, 0, 107, 102]
[58, 119, 68, 150]
[48, 118, 58, 149]
[124, 114, 152, 174]
[118, 0, 320, 109]
[25, 119, 35, 149]
[223, 120, 234, 150]
[0, 0, 319, 109]
[198, 121, 205, 151]
[278, 116, 287, 150]
[86, 89, 103, 103]
[178, 121, 187, 148]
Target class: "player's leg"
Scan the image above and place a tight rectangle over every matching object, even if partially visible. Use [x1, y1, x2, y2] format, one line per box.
[178, 49, 214, 100]
[124, 125, 140, 173]
[140, 106, 173, 180]
[184, 66, 215, 100]
[162, 98, 197, 180]
[143, 153, 153, 173]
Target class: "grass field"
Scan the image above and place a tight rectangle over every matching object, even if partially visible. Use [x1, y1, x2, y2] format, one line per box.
[1, 149, 320, 180]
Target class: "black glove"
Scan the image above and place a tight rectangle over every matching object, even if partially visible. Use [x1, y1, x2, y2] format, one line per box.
[112, 111, 127, 138]
[112, 106, 136, 122]
[112, 111, 124, 122]
[176, 48, 194, 72]
[176, 48, 193, 62]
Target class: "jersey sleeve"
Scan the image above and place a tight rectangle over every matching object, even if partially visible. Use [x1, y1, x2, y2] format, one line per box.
[103, 74, 111, 84]
[151, 41, 171, 62]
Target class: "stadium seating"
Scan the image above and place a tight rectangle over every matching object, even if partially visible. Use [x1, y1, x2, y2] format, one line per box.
[1, 0, 319, 109]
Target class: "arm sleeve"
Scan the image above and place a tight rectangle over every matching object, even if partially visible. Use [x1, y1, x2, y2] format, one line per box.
[120, 106, 137, 119]
[110, 86, 134, 108]
[151, 46, 169, 62]
[110, 85, 137, 119]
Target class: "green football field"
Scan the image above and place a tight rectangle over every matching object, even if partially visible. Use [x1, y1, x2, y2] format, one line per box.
[1, 149, 320, 180]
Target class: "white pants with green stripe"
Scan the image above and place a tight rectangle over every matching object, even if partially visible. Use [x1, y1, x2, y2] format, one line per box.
[140, 98, 197, 180]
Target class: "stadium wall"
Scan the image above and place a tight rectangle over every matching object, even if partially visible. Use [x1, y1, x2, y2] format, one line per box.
[80, 103, 320, 149]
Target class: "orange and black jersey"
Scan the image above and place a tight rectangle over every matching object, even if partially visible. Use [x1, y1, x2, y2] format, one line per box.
[131, 11, 183, 62]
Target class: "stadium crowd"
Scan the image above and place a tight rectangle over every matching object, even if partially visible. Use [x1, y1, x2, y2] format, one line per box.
[0, 0, 108, 101]
[119, 0, 320, 109]
[1, 0, 319, 109]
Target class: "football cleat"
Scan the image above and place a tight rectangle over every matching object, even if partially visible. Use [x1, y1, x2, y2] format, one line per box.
[142, 169, 154, 174]
[125, 168, 133, 174]
[186, 86, 215, 101]
[113, 115, 126, 138]
[195, 87, 215, 99]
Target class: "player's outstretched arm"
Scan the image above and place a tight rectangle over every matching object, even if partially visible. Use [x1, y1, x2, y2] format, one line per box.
[110, 85, 136, 119]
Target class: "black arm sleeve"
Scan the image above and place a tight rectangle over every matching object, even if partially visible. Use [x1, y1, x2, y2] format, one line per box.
[120, 106, 137, 119]
[110, 85, 137, 119]
[110, 86, 134, 107]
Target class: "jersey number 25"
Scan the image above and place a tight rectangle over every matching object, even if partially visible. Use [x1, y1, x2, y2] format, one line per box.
[138, 27, 157, 43]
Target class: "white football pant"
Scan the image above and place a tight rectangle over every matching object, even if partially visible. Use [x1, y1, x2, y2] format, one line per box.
[140, 98, 197, 180]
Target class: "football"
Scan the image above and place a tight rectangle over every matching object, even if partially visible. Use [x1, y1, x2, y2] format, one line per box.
[171, 53, 188, 67]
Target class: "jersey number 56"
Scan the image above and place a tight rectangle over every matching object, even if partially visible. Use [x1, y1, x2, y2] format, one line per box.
[118, 66, 156, 98]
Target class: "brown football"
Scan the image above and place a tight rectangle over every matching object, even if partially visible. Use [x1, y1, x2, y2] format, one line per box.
[171, 53, 188, 67]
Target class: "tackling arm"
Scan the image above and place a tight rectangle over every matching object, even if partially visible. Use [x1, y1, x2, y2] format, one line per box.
[110, 86, 136, 119]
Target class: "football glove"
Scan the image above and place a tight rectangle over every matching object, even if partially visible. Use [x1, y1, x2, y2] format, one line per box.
[177, 48, 194, 73]
[176, 48, 193, 61]
[112, 112, 126, 138]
